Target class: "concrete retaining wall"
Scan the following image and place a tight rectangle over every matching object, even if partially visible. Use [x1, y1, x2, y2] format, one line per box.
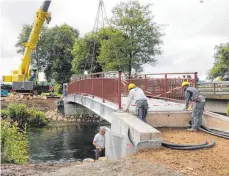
[146, 111, 229, 132]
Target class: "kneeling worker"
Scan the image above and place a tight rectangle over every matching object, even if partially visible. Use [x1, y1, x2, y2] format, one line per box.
[125, 83, 148, 122]
[93, 127, 105, 160]
[182, 81, 205, 131]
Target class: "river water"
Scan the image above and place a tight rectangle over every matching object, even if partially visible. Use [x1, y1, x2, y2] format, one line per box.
[27, 125, 100, 163]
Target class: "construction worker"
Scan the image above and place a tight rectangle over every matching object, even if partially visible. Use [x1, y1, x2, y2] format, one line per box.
[93, 127, 105, 160]
[125, 83, 148, 122]
[182, 81, 205, 131]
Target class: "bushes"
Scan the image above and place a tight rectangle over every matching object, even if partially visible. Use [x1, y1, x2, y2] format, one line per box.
[1, 119, 28, 164]
[1, 103, 48, 128]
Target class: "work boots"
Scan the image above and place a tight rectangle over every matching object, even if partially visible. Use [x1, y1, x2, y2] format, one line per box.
[187, 128, 198, 132]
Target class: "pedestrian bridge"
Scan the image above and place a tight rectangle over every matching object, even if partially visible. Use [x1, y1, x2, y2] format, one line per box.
[64, 71, 229, 159]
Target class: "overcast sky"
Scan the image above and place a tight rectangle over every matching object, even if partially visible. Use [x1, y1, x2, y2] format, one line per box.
[0, 0, 229, 81]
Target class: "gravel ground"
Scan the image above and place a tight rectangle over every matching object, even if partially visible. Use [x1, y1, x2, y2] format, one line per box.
[135, 128, 229, 176]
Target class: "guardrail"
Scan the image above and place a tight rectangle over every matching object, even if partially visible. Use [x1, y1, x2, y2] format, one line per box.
[68, 71, 198, 109]
[197, 81, 229, 95]
[68, 71, 122, 109]
[122, 72, 197, 101]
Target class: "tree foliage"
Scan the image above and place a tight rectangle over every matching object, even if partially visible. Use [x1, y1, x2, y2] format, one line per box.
[98, 28, 128, 71]
[1, 103, 48, 128]
[72, 0, 163, 76]
[15, 24, 79, 85]
[98, 0, 163, 76]
[43, 24, 79, 84]
[72, 33, 102, 75]
[1, 119, 28, 164]
[209, 42, 229, 79]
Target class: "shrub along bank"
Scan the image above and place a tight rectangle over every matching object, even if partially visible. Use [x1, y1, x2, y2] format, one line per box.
[1, 119, 28, 164]
[1, 103, 48, 128]
[0, 103, 49, 164]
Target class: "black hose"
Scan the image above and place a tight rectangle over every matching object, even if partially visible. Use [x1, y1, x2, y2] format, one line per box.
[128, 128, 135, 147]
[199, 127, 229, 139]
[162, 140, 208, 147]
[200, 126, 229, 137]
[162, 140, 215, 150]
[210, 129, 229, 136]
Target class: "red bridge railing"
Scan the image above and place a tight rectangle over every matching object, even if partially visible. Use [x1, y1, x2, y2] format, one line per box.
[122, 72, 198, 101]
[68, 71, 122, 109]
[68, 71, 198, 109]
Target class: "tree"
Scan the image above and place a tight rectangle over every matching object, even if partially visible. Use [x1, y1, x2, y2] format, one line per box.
[98, 28, 128, 72]
[43, 24, 79, 85]
[98, 0, 163, 76]
[15, 24, 48, 71]
[71, 33, 103, 75]
[209, 42, 229, 79]
[15, 24, 79, 86]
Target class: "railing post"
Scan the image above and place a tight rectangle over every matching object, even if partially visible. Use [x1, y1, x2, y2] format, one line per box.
[79, 79, 81, 95]
[92, 75, 94, 98]
[102, 73, 105, 103]
[144, 74, 147, 94]
[118, 71, 122, 109]
[194, 72, 197, 88]
[164, 74, 167, 100]
[213, 83, 216, 94]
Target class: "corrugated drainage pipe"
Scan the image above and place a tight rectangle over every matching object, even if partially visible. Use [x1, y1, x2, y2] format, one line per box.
[128, 128, 215, 150]
[162, 140, 208, 147]
[162, 140, 215, 150]
[200, 126, 229, 137]
[199, 127, 229, 139]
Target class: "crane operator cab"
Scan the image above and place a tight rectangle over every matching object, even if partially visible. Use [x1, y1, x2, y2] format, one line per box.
[29, 68, 39, 84]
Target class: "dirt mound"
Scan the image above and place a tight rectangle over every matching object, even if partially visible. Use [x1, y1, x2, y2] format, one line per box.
[7, 93, 47, 101]
[1, 158, 180, 176]
[1, 98, 57, 112]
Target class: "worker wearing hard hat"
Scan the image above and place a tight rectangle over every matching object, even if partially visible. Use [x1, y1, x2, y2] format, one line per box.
[125, 83, 148, 122]
[182, 81, 205, 131]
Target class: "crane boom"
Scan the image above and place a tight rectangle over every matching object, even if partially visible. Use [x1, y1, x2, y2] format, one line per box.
[3, 0, 51, 85]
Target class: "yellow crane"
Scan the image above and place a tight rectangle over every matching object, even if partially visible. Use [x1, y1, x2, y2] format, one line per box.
[3, 0, 51, 92]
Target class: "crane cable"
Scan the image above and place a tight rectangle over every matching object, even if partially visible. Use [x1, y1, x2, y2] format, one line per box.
[89, 0, 103, 74]
[89, 0, 122, 74]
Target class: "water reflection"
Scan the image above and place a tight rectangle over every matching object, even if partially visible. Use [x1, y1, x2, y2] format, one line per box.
[27, 125, 100, 163]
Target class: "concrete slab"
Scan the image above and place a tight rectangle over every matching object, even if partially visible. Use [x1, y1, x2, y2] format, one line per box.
[203, 111, 229, 132]
[121, 97, 184, 113]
